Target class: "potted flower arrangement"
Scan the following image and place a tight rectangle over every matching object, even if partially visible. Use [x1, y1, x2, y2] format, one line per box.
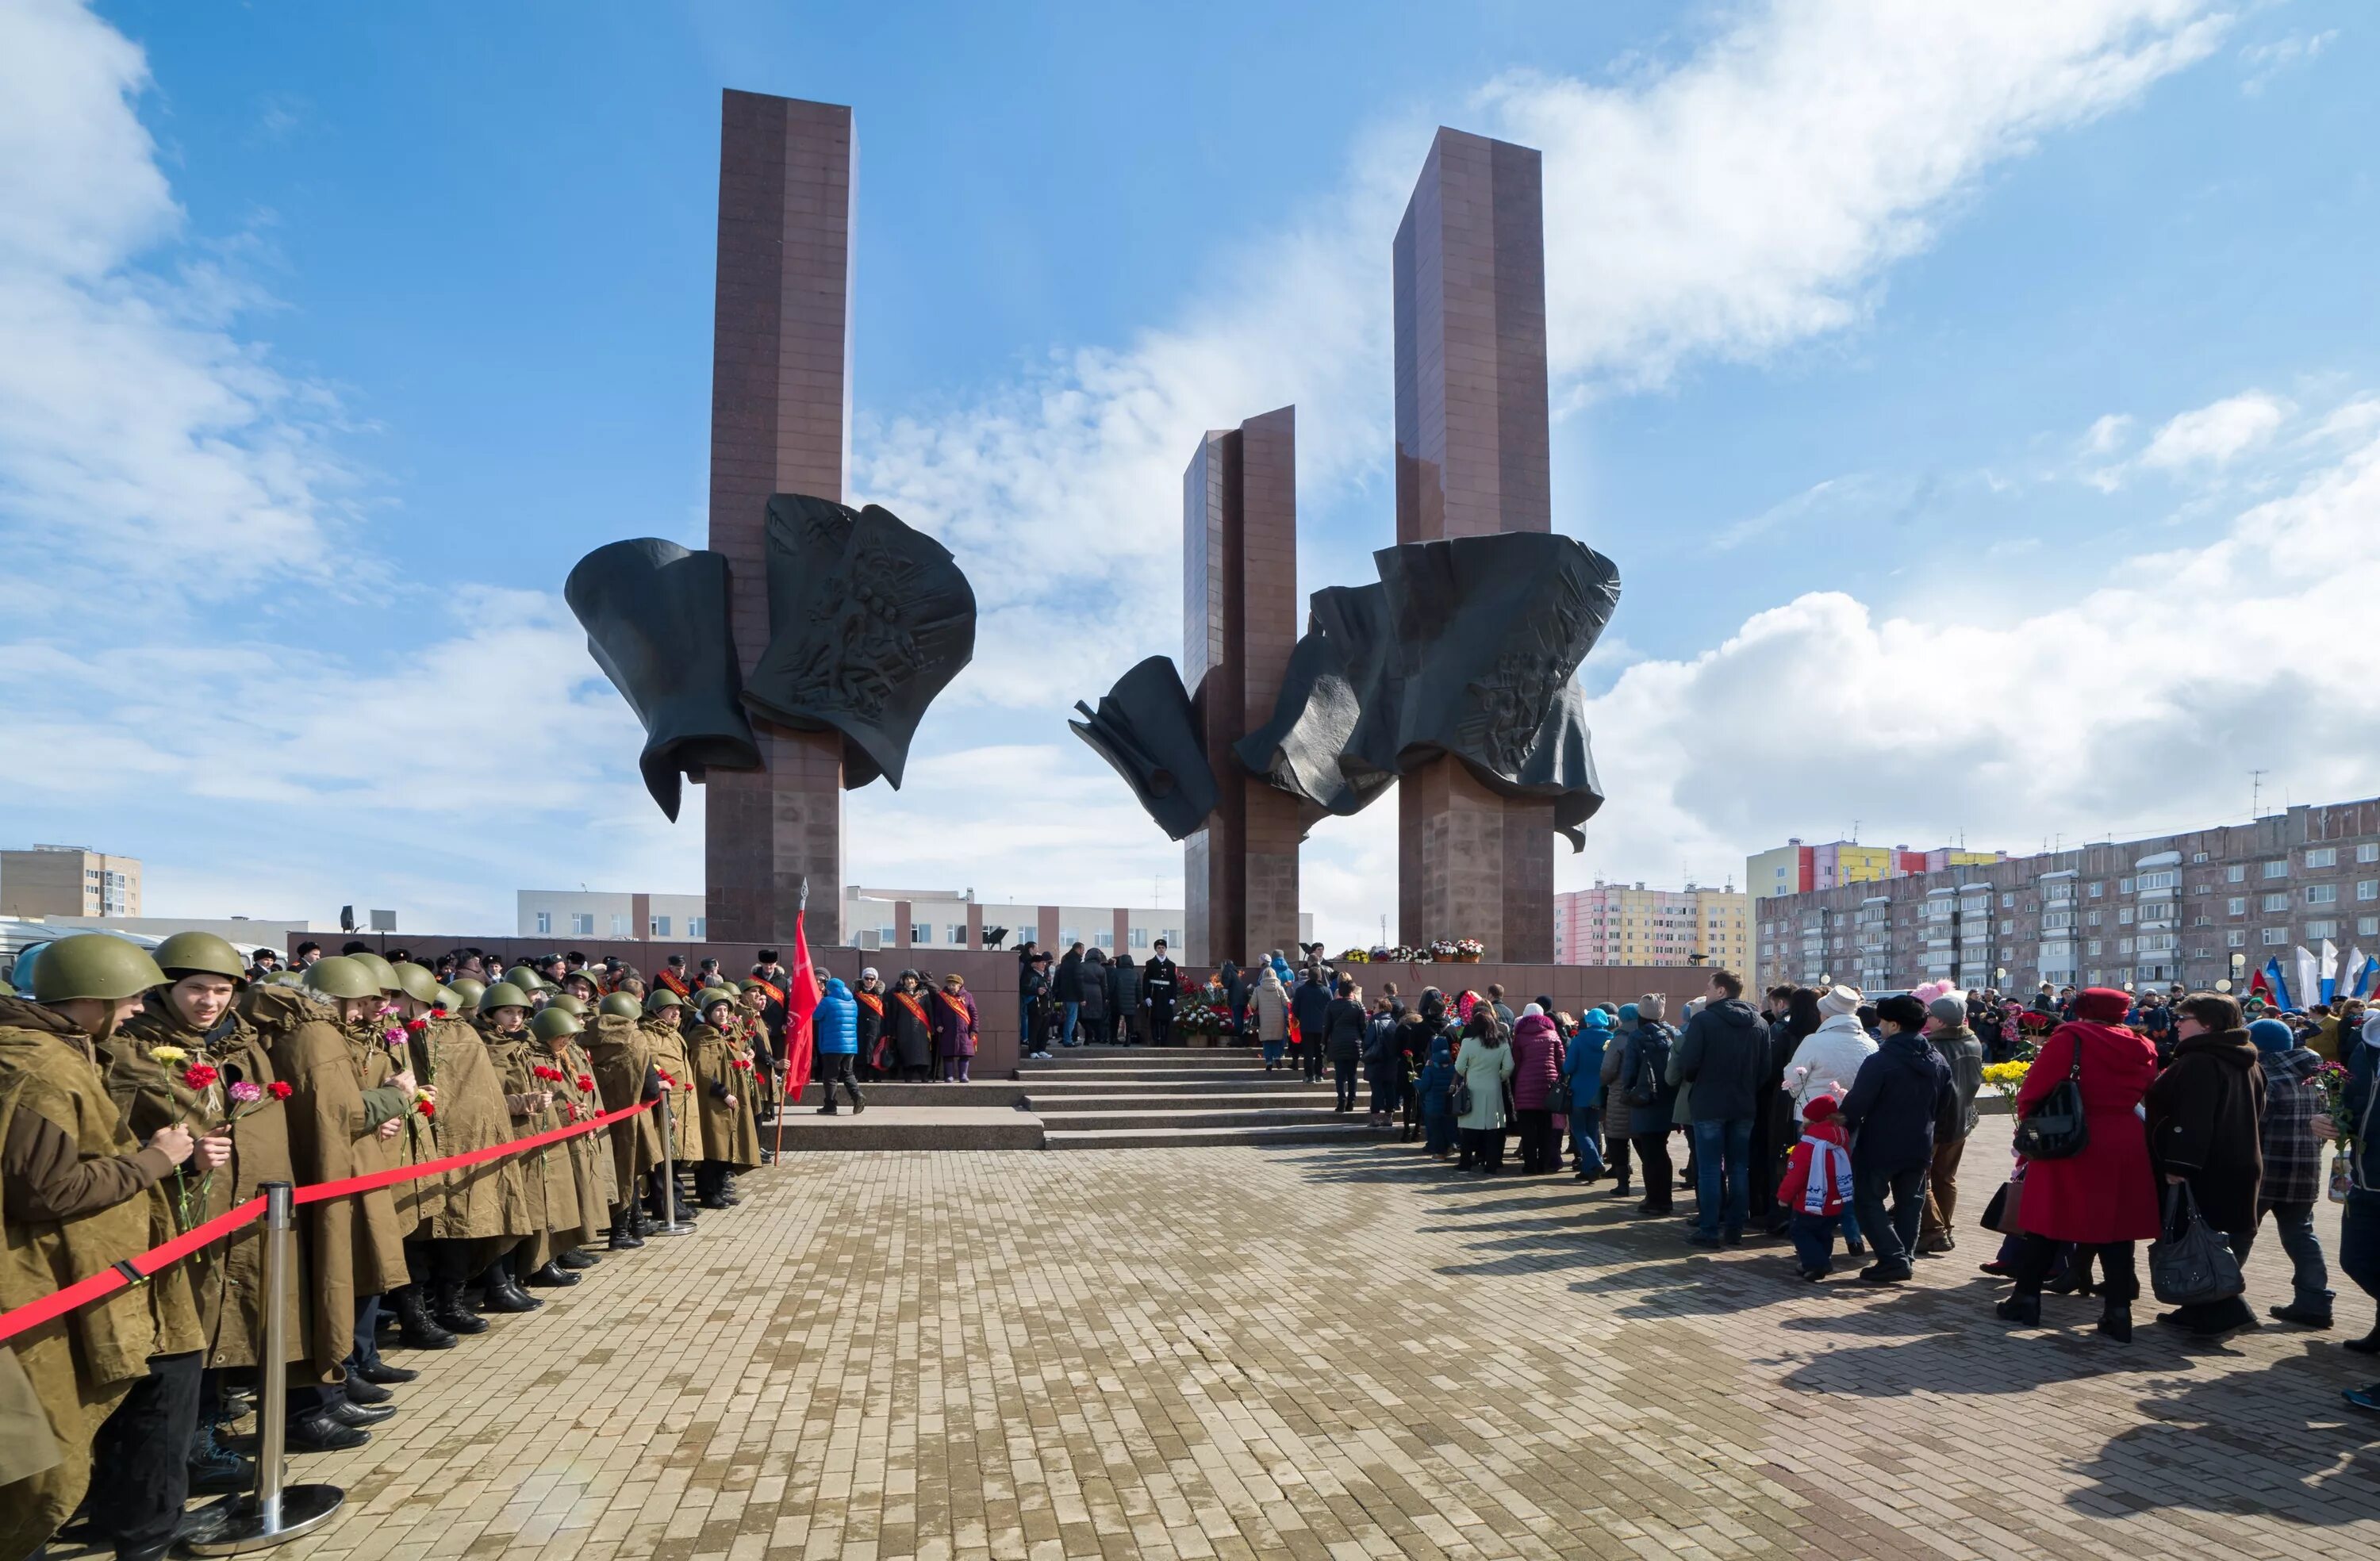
[1428, 939, 1457, 963]
[1174, 990, 1234, 1047]
[1452, 938, 1484, 964]
[1338, 948, 1371, 965]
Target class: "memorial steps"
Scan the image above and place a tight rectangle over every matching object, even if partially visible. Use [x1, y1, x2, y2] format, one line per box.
[1019, 1046, 1381, 1150]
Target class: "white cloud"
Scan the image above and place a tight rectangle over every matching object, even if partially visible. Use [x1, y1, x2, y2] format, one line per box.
[2138, 389, 2291, 470]
[2240, 29, 2337, 95]
[1579, 392, 2380, 891]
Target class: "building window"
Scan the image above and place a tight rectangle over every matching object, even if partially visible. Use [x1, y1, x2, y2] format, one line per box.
[651, 916, 671, 937]
[1163, 930, 1181, 948]
[2363, 918, 2380, 938]
[950, 925, 968, 944]
[2361, 844, 2380, 864]
[912, 925, 931, 944]
[536, 911, 551, 935]
[2307, 920, 2340, 939]
[2361, 882, 2378, 902]
[2308, 847, 2339, 868]
[2262, 927, 2289, 946]
[2138, 871, 2177, 891]
[2308, 884, 2340, 906]
[1129, 927, 1148, 948]
[2002, 893, 2014, 907]
[2262, 893, 2290, 913]
[570, 913, 593, 936]
[878, 926, 896, 944]
[2086, 940, 2102, 957]
[2227, 897, 2247, 915]
[2192, 852, 2209, 863]
[2087, 882, 2105, 898]
[610, 914, 629, 936]
[2263, 861, 2290, 879]
[688, 918, 706, 939]
[2119, 877, 2136, 894]
[2226, 865, 2247, 883]
[2226, 930, 2247, 948]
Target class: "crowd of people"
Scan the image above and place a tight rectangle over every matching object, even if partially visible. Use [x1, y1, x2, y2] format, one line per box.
[0, 934, 832, 1561]
[1123, 949, 2380, 1398]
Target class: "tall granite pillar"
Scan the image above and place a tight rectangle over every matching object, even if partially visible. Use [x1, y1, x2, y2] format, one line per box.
[1182, 407, 1303, 967]
[704, 90, 853, 945]
[1393, 128, 1555, 963]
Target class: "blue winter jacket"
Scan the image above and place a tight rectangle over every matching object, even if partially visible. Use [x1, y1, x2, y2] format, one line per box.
[814, 977, 858, 1055]
[1417, 1037, 1456, 1114]
[1563, 1022, 1610, 1109]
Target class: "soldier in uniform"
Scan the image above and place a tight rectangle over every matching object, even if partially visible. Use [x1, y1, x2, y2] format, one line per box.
[468, 984, 555, 1314]
[0, 935, 221, 1560]
[589, 994, 662, 1251]
[639, 991, 698, 1225]
[1142, 939, 1181, 1048]
[689, 989, 760, 1208]
[390, 965, 513, 1347]
[520, 1007, 606, 1285]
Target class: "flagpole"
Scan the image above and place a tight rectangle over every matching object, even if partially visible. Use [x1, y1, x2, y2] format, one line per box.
[774, 877, 808, 1165]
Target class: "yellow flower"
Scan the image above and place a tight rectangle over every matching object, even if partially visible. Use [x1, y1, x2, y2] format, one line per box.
[148, 1045, 189, 1065]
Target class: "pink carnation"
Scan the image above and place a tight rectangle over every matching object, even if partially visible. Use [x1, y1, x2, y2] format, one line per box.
[228, 1081, 263, 1104]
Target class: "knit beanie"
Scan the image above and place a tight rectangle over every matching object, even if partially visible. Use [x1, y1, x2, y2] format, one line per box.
[1802, 1094, 1841, 1122]
[1818, 985, 1861, 1020]
[1579, 1009, 1612, 1032]
[1927, 995, 1967, 1030]
[1618, 1003, 1640, 1025]
[2248, 1018, 2294, 1053]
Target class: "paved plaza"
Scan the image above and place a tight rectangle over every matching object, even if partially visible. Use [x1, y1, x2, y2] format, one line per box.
[136, 1117, 2380, 1561]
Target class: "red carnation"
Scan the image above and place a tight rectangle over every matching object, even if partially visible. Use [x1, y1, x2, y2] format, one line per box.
[268, 1080, 294, 1100]
[577, 1074, 596, 1093]
[182, 1063, 220, 1091]
[416, 1099, 436, 1118]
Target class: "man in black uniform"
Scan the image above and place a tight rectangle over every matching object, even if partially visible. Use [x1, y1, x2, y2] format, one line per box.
[1142, 939, 1180, 1048]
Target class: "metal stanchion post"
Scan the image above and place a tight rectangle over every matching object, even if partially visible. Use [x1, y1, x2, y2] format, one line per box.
[188, 1183, 342, 1553]
[650, 1091, 694, 1237]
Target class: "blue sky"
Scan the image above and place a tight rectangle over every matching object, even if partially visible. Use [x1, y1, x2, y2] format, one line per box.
[3, 0, 2378, 948]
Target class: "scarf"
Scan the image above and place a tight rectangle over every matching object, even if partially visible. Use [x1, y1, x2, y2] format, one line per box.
[1798, 1133, 1853, 1216]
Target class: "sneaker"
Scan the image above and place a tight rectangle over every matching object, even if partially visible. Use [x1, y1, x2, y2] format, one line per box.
[1858, 1262, 1912, 1285]
[2344, 1385, 2380, 1413]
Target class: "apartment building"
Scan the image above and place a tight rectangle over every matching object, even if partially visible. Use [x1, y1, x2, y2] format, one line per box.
[1751, 795, 2380, 994]
[1553, 881, 1752, 970]
[1746, 838, 2006, 904]
[0, 846, 142, 919]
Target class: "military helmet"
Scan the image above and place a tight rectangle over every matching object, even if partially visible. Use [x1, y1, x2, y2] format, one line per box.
[695, 985, 739, 1014]
[153, 931, 249, 987]
[390, 961, 442, 1006]
[301, 954, 382, 1002]
[267, 969, 305, 987]
[347, 950, 401, 994]
[546, 992, 585, 1018]
[435, 985, 463, 1012]
[530, 1006, 582, 1041]
[504, 965, 545, 993]
[30, 934, 168, 1004]
[645, 989, 682, 1014]
[599, 993, 641, 1019]
[478, 980, 532, 1014]
[449, 976, 486, 1007]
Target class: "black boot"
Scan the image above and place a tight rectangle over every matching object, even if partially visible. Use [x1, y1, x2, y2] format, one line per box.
[477, 1260, 542, 1314]
[395, 1284, 459, 1349]
[524, 1259, 580, 1287]
[1996, 1292, 2043, 1326]
[2098, 1298, 2133, 1343]
[432, 1279, 489, 1333]
[186, 1416, 255, 1495]
[556, 1247, 598, 1269]
[611, 1208, 645, 1250]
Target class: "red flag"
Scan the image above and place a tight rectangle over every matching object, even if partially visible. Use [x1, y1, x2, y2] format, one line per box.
[783, 909, 821, 1102]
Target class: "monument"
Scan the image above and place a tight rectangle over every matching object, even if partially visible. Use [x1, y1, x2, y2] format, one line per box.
[566, 92, 976, 946]
[1393, 128, 1558, 963]
[1181, 408, 1303, 966]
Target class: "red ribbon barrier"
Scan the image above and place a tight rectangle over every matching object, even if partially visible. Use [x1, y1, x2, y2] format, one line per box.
[0, 1098, 660, 1347]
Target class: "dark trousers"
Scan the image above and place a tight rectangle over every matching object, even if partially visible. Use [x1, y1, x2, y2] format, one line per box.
[1333, 1056, 1358, 1109]
[818, 1052, 862, 1110]
[1423, 1105, 1454, 1155]
[1516, 1109, 1561, 1173]
[1919, 1134, 1968, 1245]
[2342, 1188, 2380, 1302]
[2013, 1233, 2138, 1302]
[1303, 1041, 1326, 1083]
[2251, 1200, 2333, 1314]
[1460, 1126, 1506, 1173]
[1606, 1130, 1633, 1190]
[1791, 1211, 1841, 1274]
[1852, 1164, 1928, 1270]
[1632, 1131, 1673, 1211]
[90, 1349, 203, 1553]
[345, 1292, 384, 1371]
[1691, 1118, 1755, 1237]
[1368, 1075, 1400, 1118]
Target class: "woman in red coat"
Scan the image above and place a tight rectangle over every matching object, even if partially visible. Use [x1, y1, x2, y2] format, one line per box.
[1995, 987, 2159, 1340]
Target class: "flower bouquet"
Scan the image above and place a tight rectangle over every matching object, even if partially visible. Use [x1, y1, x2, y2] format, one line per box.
[1173, 990, 1236, 1045]
[1429, 939, 1458, 963]
[1453, 938, 1485, 963]
[1338, 948, 1371, 965]
[2318, 1059, 2355, 1202]
[1980, 1059, 2029, 1107]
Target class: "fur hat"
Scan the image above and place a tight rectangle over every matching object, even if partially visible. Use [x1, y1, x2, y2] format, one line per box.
[1818, 985, 1862, 1019]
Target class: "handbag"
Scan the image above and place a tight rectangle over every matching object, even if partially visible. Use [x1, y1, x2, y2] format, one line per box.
[1981, 1177, 2025, 1236]
[1451, 1078, 1475, 1118]
[2010, 1033, 2089, 1160]
[2148, 1183, 2245, 1306]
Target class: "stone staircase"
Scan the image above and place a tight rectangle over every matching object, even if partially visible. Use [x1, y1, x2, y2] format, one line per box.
[1018, 1045, 1381, 1149]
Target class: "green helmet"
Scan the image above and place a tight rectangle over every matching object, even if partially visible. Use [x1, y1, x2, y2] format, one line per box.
[450, 976, 487, 1008]
[347, 951, 401, 994]
[302, 955, 382, 1002]
[0, 978, 12, 996]
[530, 1007, 582, 1041]
[435, 985, 463, 1012]
[478, 980, 532, 1014]
[599, 993, 641, 1019]
[546, 992, 586, 1018]
[389, 961, 442, 1006]
[153, 931, 248, 987]
[504, 965, 545, 993]
[644, 989, 682, 1014]
[270, 969, 306, 987]
[694, 986, 739, 1014]
[30, 934, 167, 1003]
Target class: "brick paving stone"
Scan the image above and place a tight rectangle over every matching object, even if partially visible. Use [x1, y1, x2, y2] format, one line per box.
[40, 1114, 2380, 1560]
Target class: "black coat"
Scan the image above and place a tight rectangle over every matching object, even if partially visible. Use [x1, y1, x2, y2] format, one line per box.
[1672, 998, 1770, 1122]
[1837, 1030, 1954, 1174]
[853, 987, 884, 1064]
[2147, 1029, 2266, 1235]
[1142, 957, 1180, 1011]
[1323, 997, 1369, 1060]
[889, 990, 934, 1068]
[1289, 979, 1334, 1042]
[1054, 953, 1085, 1003]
